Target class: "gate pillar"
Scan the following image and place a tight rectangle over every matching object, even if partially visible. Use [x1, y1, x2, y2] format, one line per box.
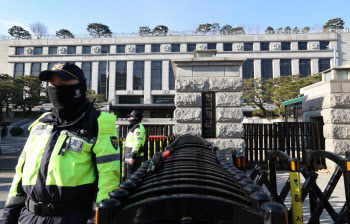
[172, 50, 246, 150]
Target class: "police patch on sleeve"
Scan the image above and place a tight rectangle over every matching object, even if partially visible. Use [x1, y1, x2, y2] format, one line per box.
[136, 132, 140, 136]
[110, 136, 119, 150]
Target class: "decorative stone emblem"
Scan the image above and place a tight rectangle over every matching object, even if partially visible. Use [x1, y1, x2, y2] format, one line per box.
[163, 45, 171, 52]
[60, 47, 67, 54]
[128, 46, 135, 52]
[26, 48, 33, 54]
[163, 90, 169, 94]
[94, 47, 101, 53]
[311, 43, 319, 49]
[273, 44, 280, 50]
[127, 90, 132, 94]
[198, 44, 207, 50]
[235, 44, 243, 50]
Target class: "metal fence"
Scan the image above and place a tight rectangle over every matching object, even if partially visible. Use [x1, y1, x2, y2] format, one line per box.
[244, 122, 325, 168]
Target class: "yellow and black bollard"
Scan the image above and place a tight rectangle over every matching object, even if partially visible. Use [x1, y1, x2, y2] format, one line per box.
[166, 137, 170, 147]
[289, 159, 303, 224]
[122, 137, 126, 180]
[153, 138, 157, 155]
[147, 138, 151, 159]
[160, 138, 164, 151]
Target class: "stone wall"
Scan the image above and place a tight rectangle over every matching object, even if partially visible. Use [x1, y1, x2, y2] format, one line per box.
[172, 53, 245, 150]
[302, 79, 350, 155]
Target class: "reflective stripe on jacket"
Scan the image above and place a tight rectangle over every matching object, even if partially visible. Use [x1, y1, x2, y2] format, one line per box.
[124, 123, 146, 161]
[4, 111, 120, 221]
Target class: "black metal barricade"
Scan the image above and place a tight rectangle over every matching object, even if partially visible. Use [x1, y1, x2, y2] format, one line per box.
[97, 135, 288, 224]
[249, 149, 350, 224]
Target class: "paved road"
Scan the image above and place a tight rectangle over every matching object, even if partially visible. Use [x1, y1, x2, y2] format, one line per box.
[0, 136, 347, 222]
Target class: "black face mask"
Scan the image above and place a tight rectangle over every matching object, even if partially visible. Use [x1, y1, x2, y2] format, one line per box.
[47, 82, 87, 120]
[128, 119, 139, 129]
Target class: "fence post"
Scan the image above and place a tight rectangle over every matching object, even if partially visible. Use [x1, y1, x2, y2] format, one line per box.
[147, 138, 151, 159]
[122, 137, 126, 181]
[267, 150, 277, 197]
[289, 158, 303, 224]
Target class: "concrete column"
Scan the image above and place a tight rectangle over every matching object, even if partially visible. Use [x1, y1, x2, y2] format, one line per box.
[25, 63, 31, 75]
[75, 62, 82, 69]
[217, 43, 223, 52]
[291, 42, 298, 51]
[272, 59, 280, 78]
[180, 44, 187, 52]
[144, 61, 151, 104]
[311, 59, 319, 75]
[42, 62, 48, 71]
[253, 42, 260, 51]
[109, 61, 116, 102]
[8, 63, 14, 77]
[126, 61, 133, 90]
[254, 59, 261, 78]
[145, 44, 151, 53]
[43, 47, 49, 55]
[162, 60, 169, 90]
[291, 59, 299, 75]
[91, 62, 99, 92]
[110, 45, 116, 54]
[76, 46, 82, 54]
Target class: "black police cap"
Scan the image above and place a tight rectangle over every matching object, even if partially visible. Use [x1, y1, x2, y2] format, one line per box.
[39, 63, 86, 82]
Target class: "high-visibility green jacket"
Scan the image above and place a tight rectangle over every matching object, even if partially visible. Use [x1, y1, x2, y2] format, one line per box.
[124, 123, 146, 161]
[1, 109, 120, 223]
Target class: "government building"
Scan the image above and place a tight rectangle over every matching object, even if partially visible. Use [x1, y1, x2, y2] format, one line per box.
[0, 32, 349, 119]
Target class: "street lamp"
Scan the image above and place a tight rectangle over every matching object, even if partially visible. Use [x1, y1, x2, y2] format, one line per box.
[327, 45, 337, 68]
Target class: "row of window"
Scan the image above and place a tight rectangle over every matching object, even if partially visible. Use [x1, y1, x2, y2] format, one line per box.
[14, 61, 176, 95]
[242, 59, 330, 79]
[14, 41, 331, 55]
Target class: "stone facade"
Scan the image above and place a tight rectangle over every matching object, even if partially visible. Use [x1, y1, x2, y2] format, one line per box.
[172, 51, 245, 150]
[301, 64, 350, 169]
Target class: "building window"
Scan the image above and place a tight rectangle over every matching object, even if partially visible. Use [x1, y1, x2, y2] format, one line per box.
[14, 63, 24, 77]
[136, 45, 145, 53]
[133, 61, 144, 90]
[101, 45, 110, 53]
[31, 63, 41, 76]
[82, 62, 92, 89]
[242, 60, 254, 79]
[119, 96, 143, 104]
[151, 44, 160, 52]
[187, 44, 196, 52]
[49, 47, 57, 55]
[67, 46, 76, 54]
[299, 59, 311, 77]
[169, 62, 175, 90]
[320, 41, 329, 50]
[244, 43, 253, 51]
[207, 43, 216, 50]
[298, 42, 307, 50]
[261, 59, 273, 79]
[319, 59, 330, 72]
[153, 96, 175, 104]
[281, 42, 291, 50]
[15, 47, 24, 55]
[151, 61, 162, 90]
[117, 45, 125, 53]
[34, 47, 43, 55]
[98, 62, 108, 97]
[223, 43, 232, 51]
[260, 43, 269, 51]
[82, 46, 91, 54]
[171, 44, 180, 52]
[280, 59, 292, 76]
[116, 61, 127, 90]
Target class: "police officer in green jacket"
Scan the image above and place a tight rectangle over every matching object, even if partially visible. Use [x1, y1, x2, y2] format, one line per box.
[0, 63, 120, 224]
[124, 110, 146, 178]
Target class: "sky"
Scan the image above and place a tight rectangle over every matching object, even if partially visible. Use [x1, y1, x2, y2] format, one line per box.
[0, 0, 349, 36]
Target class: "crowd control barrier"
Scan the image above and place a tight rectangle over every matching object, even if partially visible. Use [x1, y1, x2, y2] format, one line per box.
[97, 135, 288, 224]
[249, 149, 350, 224]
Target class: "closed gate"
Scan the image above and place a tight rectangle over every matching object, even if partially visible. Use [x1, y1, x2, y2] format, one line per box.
[244, 122, 325, 169]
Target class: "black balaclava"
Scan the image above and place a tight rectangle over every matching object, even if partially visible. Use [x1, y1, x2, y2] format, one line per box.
[47, 81, 87, 121]
[128, 118, 140, 129]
